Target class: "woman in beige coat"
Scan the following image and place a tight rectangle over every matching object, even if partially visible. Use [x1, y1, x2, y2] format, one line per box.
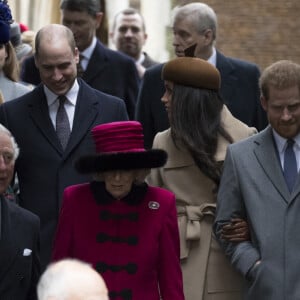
[147, 57, 257, 300]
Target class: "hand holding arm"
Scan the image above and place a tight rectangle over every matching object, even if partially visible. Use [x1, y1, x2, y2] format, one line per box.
[221, 218, 250, 242]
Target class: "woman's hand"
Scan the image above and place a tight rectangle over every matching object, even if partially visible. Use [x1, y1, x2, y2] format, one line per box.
[221, 218, 250, 242]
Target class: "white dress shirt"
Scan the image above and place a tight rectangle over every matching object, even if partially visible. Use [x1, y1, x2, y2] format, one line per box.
[44, 80, 79, 130]
[273, 129, 300, 172]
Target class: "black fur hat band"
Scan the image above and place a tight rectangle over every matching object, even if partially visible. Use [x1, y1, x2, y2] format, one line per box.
[75, 121, 168, 173]
[75, 149, 167, 173]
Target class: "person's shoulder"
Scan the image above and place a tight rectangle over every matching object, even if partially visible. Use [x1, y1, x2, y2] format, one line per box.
[8, 200, 39, 226]
[229, 127, 268, 152]
[22, 54, 35, 65]
[153, 128, 171, 145]
[225, 55, 259, 71]
[1, 85, 40, 107]
[79, 79, 124, 103]
[99, 42, 136, 65]
[222, 106, 258, 140]
[217, 50, 259, 71]
[142, 52, 159, 68]
[144, 63, 164, 78]
[64, 182, 91, 195]
[146, 185, 175, 203]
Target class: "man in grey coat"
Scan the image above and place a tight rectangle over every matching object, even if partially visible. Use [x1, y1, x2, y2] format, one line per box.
[214, 60, 300, 299]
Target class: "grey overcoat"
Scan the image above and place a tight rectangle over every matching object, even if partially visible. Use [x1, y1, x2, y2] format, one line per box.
[214, 126, 300, 299]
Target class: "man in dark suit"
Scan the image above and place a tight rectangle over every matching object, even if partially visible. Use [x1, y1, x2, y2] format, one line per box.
[21, 0, 139, 120]
[0, 124, 40, 300]
[0, 24, 128, 270]
[136, 2, 268, 149]
[110, 7, 159, 79]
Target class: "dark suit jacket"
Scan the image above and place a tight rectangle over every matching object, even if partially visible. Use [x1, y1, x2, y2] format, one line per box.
[21, 41, 140, 120]
[135, 51, 268, 149]
[0, 197, 40, 300]
[0, 79, 128, 270]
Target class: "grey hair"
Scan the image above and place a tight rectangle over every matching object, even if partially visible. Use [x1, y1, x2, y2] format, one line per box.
[172, 2, 217, 40]
[0, 124, 19, 160]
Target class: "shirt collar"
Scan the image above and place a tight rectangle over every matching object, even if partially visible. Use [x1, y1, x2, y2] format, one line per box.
[136, 52, 145, 64]
[207, 47, 217, 67]
[80, 37, 97, 60]
[44, 79, 79, 107]
[272, 129, 300, 153]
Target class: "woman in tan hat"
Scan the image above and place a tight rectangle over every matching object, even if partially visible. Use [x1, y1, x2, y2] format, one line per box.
[52, 121, 185, 300]
[147, 57, 257, 300]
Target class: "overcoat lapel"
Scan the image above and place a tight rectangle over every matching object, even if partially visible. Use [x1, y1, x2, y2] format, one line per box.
[289, 170, 300, 203]
[0, 198, 18, 282]
[28, 86, 62, 154]
[253, 127, 291, 202]
[63, 80, 99, 158]
[83, 41, 107, 83]
[216, 51, 237, 106]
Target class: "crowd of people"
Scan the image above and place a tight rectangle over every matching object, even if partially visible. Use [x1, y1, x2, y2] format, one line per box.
[0, 0, 299, 299]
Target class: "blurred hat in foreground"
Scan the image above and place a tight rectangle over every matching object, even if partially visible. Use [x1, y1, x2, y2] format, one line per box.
[10, 22, 32, 60]
[0, 0, 13, 44]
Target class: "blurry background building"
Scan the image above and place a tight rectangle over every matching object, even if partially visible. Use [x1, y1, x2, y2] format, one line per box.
[8, 0, 300, 70]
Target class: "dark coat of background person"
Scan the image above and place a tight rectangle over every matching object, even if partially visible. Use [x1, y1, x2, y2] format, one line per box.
[136, 51, 268, 149]
[20, 40, 139, 119]
[0, 79, 128, 270]
[0, 196, 40, 300]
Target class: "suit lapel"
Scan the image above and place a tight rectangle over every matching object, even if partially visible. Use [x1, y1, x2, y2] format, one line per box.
[253, 127, 290, 202]
[83, 41, 107, 83]
[289, 168, 300, 203]
[63, 80, 99, 157]
[216, 51, 237, 106]
[28, 86, 63, 154]
[0, 198, 18, 282]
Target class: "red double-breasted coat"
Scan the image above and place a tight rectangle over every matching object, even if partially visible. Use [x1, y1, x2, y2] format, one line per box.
[52, 182, 184, 300]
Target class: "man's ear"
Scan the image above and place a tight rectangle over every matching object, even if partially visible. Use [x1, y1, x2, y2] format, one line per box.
[260, 96, 268, 111]
[203, 29, 214, 46]
[95, 12, 104, 29]
[74, 47, 79, 64]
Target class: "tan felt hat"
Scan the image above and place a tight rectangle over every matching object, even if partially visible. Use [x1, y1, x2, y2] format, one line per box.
[162, 57, 221, 90]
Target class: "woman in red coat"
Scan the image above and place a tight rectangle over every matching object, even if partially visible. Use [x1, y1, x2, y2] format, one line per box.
[52, 121, 185, 300]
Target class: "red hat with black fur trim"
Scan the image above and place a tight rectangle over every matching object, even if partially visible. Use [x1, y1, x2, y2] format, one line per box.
[75, 121, 167, 173]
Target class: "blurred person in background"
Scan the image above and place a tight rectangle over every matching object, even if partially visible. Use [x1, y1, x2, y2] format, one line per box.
[110, 7, 158, 79]
[0, 6, 31, 101]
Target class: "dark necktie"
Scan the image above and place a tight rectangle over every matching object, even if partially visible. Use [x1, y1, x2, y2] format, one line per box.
[77, 54, 84, 77]
[56, 95, 70, 150]
[283, 139, 298, 192]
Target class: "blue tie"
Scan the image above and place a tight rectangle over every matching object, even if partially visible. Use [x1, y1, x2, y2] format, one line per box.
[283, 139, 298, 192]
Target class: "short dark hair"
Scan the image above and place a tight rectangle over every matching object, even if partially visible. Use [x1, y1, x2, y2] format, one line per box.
[60, 0, 101, 17]
[112, 7, 146, 32]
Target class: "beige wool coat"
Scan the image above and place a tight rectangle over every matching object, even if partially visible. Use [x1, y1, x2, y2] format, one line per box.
[147, 106, 257, 300]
